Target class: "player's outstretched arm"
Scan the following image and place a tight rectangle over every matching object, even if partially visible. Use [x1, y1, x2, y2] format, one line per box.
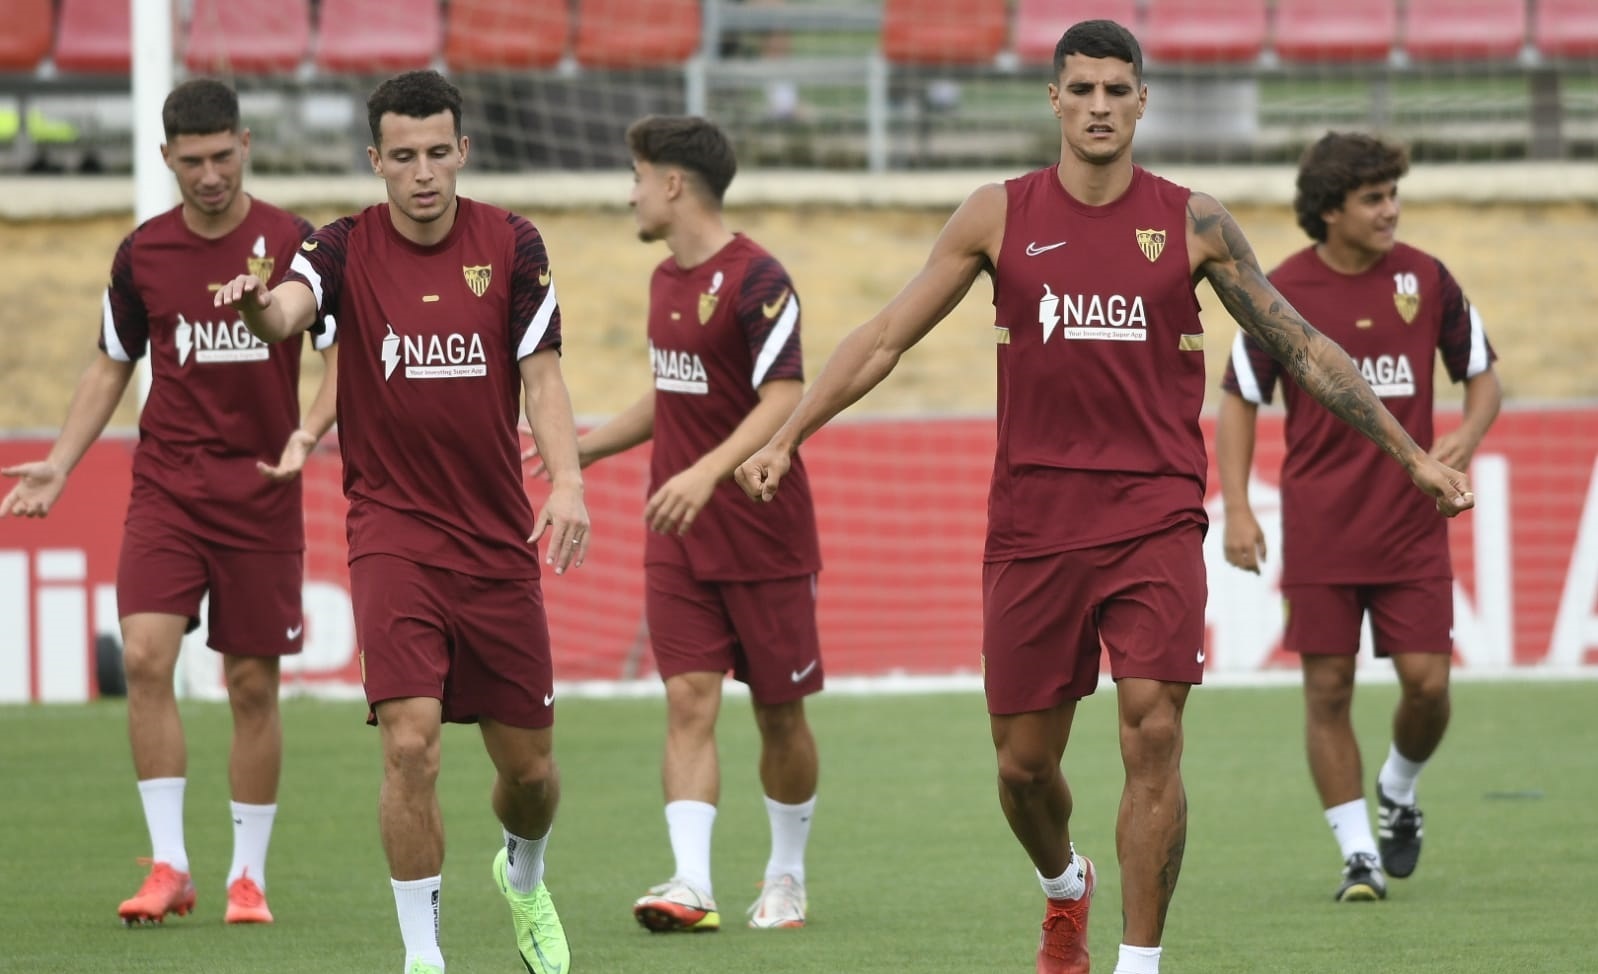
[1, 352, 135, 518]
[1215, 391, 1267, 574]
[521, 349, 591, 574]
[215, 276, 318, 344]
[1188, 192, 1474, 517]
[260, 344, 339, 482]
[735, 183, 1003, 502]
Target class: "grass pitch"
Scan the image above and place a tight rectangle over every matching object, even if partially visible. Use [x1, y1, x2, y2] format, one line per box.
[2, 680, 1594, 973]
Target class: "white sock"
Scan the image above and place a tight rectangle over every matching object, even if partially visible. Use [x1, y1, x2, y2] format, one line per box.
[503, 826, 549, 894]
[137, 777, 188, 874]
[665, 800, 717, 895]
[1037, 844, 1087, 901]
[227, 801, 277, 888]
[391, 876, 444, 969]
[1378, 743, 1426, 806]
[763, 794, 816, 885]
[1325, 798, 1378, 861]
[1115, 944, 1162, 974]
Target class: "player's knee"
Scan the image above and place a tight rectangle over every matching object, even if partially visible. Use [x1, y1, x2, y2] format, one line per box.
[995, 746, 1057, 792]
[383, 731, 441, 782]
[120, 637, 179, 690]
[498, 752, 557, 792]
[224, 658, 280, 714]
[1120, 711, 1182, 769]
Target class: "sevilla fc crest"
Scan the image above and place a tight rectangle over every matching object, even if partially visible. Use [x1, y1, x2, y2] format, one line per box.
[1135, 228, 1166, 263]
[463, 264, 492, 298]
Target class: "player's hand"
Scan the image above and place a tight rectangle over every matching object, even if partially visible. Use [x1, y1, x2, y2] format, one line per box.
[529, 480, 590, 575]
[1428, 428, 1480, 471]
[645, 466, 717, 535]
[1222, 506, 1267, 574]
[214, 274, 272, 312]
[0, 460, 67, 518]
[258, 429, 318, 482]
[735, 444, 792, 502]
[1411, 455, 1475, 518]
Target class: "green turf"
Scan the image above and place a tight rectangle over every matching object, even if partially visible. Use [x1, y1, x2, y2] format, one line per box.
[2, 681, 1594, 972]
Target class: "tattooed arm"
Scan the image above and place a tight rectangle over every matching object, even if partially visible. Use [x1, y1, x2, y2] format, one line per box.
[1186, 192, 1475, 517]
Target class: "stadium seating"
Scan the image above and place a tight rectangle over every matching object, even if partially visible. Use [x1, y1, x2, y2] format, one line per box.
[1141, 0, 1269, 64]
[54, 0, 133, 74]
[882, 0, 1009, 66]
[184, 0, 312, 76]
[1274, 0, 1398, 63]
[314, 0, 442, 74]
[574, 0, 702, 69]
[446, 0, 570, 72]
[1013, 0, 1140, 67]
[1402, 0, 1527, 62]
[0, 0, 54, 72]
[1535, 0, 1598, 59]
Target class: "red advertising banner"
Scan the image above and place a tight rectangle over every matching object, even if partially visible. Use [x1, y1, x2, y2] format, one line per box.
[3, 406, 1596, 702]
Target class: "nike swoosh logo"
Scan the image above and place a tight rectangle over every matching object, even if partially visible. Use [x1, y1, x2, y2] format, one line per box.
[543, 692, 555, 707]
[1025, 240, 1068, 255]
[762, 288, 790, 319]
[538, 268, 552, 287]
[790, 660, 818, 683]
[300, 240, 317, 252]
[1196, 649, 1206, 664]
[286, 624, 303, 640]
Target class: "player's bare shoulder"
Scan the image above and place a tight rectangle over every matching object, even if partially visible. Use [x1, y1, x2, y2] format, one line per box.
[1184, 190, 1258, 273]
[937, 182, 1007, 267]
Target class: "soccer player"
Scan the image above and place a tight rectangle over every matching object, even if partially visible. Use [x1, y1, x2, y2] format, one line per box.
[547, 115, 822, 932]
[734, 21, 1476, 974]
[1216, 131, 1501, 902]
[214, 71, 587, 974]
[0, 79, 337, 926]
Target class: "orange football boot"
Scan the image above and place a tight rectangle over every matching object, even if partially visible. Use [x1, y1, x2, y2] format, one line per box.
[1037, 856, 1095, 974]
[118, 860, 196, 926]
[225, 870, 274, 924]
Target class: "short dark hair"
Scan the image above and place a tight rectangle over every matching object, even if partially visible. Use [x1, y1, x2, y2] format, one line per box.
[1054, 19, 1143, 82]
[625, 115, 737, 205]
[1293, 132, 1410, 242]
[366, 70, 463, 146]
[162, 79, 239, 140]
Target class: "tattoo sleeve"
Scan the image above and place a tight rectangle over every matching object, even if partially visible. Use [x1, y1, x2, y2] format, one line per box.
[1190, 195, 1420, 470]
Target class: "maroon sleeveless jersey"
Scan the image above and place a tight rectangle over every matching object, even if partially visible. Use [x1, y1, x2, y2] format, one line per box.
[286, 198, 561, 579]
[987, 165, 1208, 560]
[1222, 243, 1495, 584]
[101, 198, 321, 551]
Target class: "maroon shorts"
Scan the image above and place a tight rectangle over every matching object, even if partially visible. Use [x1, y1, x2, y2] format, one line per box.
[350, 553, 554, 728]
[645, 562, 822, 706]
[117, 513, 303, 657]
[1282, 579, 1453, 657]
[982, 523, 1206, 715]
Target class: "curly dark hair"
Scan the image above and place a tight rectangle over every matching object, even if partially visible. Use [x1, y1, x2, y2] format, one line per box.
[1294, 132, 1410, 242]
[162, 79, 239, 140]
[625, 115, 737, 204]
[1053, 19, 1143, 82]
[366, 70, 463, 146]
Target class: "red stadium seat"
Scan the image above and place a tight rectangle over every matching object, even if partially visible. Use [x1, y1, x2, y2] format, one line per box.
[184, 0, 311, 76]
[314, 0, 442, 74]
[54, 0, 132, 74]
[1014, 0, 1140, 67]
[447, 0, 570, 72]
[882, 0, 1008, 66]
[0, 0, 54, 72]
[1535, 0, 1598, 59]
[1141, 0, 1268, 64]
[1402, 0, 1526, 62]
[574, 0, 701, 69]
[1273, 0, 1397, 63]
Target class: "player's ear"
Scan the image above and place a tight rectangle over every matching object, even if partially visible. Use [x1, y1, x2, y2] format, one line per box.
[458, 134, 470, 168]
[367, 145, 381, 175]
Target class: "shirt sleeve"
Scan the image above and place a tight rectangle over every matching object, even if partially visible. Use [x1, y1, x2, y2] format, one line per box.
[286, 216, 353, 351]
[508, 213, 561, 360]
[98, 233, 148, 362]
[734, 256, 803, 389]
[1220, 329, 1281, 404]
[1433, 258, 1496, 382]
